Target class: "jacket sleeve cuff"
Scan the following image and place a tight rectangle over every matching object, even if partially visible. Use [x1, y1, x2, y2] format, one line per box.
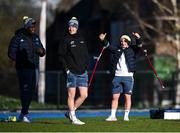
[103, 40, 110, 48]
[136, 38, 142, 47]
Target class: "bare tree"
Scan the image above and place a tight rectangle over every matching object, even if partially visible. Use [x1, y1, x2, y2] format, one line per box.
[100, 0, 180, 107]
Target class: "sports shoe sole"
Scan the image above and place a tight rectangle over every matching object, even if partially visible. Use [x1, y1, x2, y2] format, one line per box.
[105, 117, 117, 121]
[106, 119, 117, 122]
[72, 120, 85, 125]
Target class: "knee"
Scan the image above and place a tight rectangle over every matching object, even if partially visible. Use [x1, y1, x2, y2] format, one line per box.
[112, 97, 119, 101]
[112, 95, 119, 101]
[80, 93, 88, 100]
[125, 94, 131, 101]
[68, 94, 75, 100]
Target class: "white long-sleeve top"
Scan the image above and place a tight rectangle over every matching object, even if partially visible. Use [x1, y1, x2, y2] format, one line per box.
[115, 52, 134, 77]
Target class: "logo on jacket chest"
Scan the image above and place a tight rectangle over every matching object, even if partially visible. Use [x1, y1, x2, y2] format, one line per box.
[20, 39, 24, 42]
[70, 41, 76, 47]
[69, 40, 84, 48]
[118, 49, 121, 52]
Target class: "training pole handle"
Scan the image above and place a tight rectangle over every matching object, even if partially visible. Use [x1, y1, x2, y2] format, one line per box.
[141, 47, 165, 89]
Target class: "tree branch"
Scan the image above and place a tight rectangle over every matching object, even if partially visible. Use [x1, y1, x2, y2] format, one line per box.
[152, 0, 173, 15]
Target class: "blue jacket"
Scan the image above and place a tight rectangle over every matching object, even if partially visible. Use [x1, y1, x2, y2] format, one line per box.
[8, 28, 45, 69]
[103, 38, 142, 76]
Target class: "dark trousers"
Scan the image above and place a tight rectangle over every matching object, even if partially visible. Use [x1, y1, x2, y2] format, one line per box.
[17, 68, 39, 115]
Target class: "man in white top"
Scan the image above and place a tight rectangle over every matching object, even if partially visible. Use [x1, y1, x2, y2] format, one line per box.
[99, 32, 142, 121]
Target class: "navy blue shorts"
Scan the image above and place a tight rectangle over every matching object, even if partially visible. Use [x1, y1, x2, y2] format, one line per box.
[112, 76, 134, 94]
[66, 71, 88, 88]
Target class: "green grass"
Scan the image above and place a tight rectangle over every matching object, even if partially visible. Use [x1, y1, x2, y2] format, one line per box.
[0, 95, 57, 110]
[0, 117, 180, 132]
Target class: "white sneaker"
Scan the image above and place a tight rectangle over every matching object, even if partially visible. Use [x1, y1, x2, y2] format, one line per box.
[72, 118, 85, 125]
[124, 117, 129, 121]
[105, 116, 117, 121]
[23, 116, 31, 123]
[18, 114, 31, 123]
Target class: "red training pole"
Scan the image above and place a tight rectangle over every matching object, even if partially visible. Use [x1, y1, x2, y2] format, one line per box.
[141, 47, 165, 89]
[88, 47, 106, 88]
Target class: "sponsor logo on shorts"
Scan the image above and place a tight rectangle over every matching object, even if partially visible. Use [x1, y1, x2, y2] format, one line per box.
[80, 41, 84, 44]
[67, 82, 72, 87]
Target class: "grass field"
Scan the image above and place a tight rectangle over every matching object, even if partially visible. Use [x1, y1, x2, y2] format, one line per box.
[0, 95, 57, 110]
[0, 116, 180, 132]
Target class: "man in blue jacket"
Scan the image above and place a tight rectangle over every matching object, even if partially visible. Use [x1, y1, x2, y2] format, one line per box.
[99, 32, 142, 121]
[8, 16, 45, 123]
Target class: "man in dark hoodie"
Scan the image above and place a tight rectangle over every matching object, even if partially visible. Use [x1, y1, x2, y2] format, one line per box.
[59, 17, 89, 125]
[8, 16, 45, 123]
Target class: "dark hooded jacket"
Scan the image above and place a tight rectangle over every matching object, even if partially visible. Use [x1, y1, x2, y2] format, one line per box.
[8, 28, 45, 69]
[59, 32, 89, 74]
[102, 38, 142, 76]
